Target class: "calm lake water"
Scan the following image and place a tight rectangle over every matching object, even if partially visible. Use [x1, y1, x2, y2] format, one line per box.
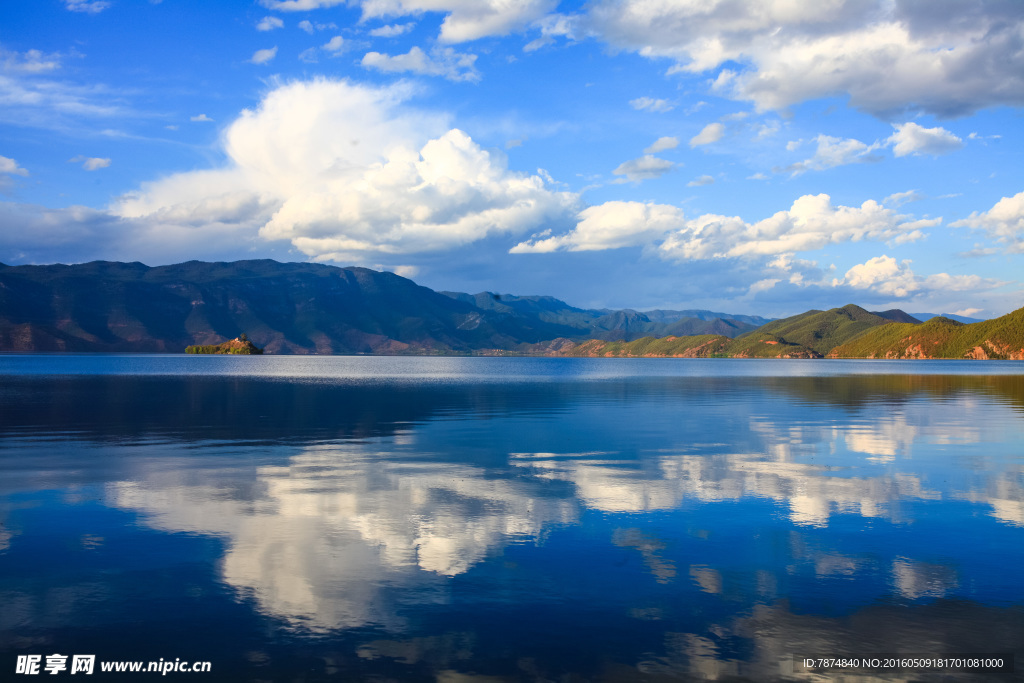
[1, 356, 1022, 681]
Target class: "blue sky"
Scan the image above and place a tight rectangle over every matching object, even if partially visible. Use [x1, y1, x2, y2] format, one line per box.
[1, 0, 1022, 317]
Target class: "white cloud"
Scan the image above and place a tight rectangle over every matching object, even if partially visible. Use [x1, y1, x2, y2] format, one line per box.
[629, 97, 674, 113]
[515, 193, 938, 262]
[644, 136, 678, 154]
[511, 201, 684, 253]
[524, 13, 578, 51]
[64, 0, 111, 13]
[260, 0, 346, 10]
[69, 155, 111, 171]
[361, 46, 479, 82]
[836, 255, 991, 298]
[358, 0, 558, 43]
[298, 20, 314, 34]
[687, 175, 714, 187]
[190, 113, 213, 122]
[113, 78, 578, 262]
[951, 191, 1024, 253]
[1, 47, 61, 74]
[689, 122, 723, 147]
[884, 190, 924, 207]
[257, 16, 285, 31]
[322, 36, 345, 53]
[786, 134, 881, 174]
[0, 49, 127, 131]
[0, 155, 29, 177]
[585, 0, 1024, 117]
[663, 194, 936, 261]
[250, 47, 279, 65]
[369, 23, 415, 38]
[612, 154, 674, 182]
[887, 122, 963, 157]
[839, 256, 922, 297]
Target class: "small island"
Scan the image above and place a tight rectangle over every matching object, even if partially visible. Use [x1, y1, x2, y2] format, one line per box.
[185, 334, 263, 355]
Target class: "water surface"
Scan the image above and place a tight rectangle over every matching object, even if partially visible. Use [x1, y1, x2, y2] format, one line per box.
[1, 356, 1022, 681]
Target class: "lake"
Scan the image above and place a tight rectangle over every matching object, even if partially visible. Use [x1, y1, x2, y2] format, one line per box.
[1, 356, 1022, 681]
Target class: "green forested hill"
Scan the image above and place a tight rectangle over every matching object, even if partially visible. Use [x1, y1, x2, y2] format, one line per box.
[830, 307, 1024, 359]
[547, 304, 918, 358]
[731, 304, 913, 356]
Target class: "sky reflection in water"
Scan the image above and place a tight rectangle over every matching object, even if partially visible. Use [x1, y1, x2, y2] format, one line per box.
[1, 357, 1022, 681]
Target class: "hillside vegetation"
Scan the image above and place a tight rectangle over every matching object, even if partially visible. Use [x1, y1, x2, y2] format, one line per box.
[544, 304, 907, 358]
[830, 307, 1024, 359]
[186, 336, 263, 355]
[734, 304, 917, 355]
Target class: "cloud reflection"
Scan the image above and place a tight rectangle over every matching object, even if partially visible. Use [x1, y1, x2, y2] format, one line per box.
[95, 375, 1023, 635]
[107, 443, 575, 631]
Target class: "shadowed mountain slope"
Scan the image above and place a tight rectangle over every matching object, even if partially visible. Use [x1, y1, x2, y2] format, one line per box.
[0, 260, 585, 354]
[440, 291, 763, 341]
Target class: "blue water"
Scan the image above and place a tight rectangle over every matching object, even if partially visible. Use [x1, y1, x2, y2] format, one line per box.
[1, 356, 1022, 681]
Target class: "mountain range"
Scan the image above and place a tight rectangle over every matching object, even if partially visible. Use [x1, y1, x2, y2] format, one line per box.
[547, 304, 1024, 360]
[0, 259, 1015, 359]
[0, 260, 761, 354]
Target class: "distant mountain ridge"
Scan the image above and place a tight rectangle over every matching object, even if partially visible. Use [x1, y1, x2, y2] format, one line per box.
[0, 260, 582, 354]
[910, 312, 985, 324]
[440, 291, 769, 341]
[0, 260, 765, 354]
[1, 260, 1012, 358]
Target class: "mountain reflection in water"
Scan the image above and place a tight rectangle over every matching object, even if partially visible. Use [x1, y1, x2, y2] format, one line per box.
[0, 358, 1022, 681]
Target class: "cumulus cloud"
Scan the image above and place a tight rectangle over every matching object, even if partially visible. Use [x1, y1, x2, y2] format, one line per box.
[515, 193, 937, 261]
[250, 47, 278, 65]
[64, 0, 110, 13]
[361, 46, 479, 82]
[785, 134, 881, 174]
[630, 97, 674, 113]
[644, 136, 678, 154]
[836, 255, 991, 297]
[69, 155, 111, 171]
[887, 122, 963, 156]
[511, 201, 684, 253]
[839, 256, 922, 297]
[689, 122, 723, 147]
[257, 16, 284, 31]
[112, 78, 578, 262]
[612, 155, 674, 182]
[584, 0, 1024, 117]
[358, 0, 558, 43]
[322, 36, 345, 54]
[951, 191, 1024, 253]
[369, 23, 415, 38]
[661, 195, 936, 261]
[687, 174, 714, 187]
[0, 155, 29, 177]
[190, 113, 213, 122]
